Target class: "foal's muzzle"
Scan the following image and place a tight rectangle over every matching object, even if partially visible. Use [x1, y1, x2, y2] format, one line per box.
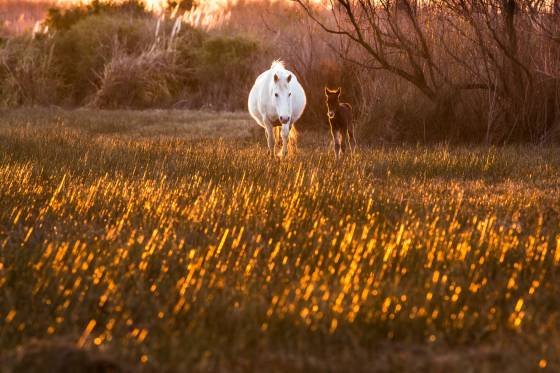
[328, 111, 335, 119]
[280, 116, 291, 124]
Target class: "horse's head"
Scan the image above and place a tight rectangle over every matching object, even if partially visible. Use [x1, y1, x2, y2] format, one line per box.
[325, 87, 341, 119]
[272, 72, 293, 125]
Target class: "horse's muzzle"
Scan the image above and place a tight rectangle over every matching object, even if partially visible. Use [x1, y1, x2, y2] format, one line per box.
[328, 111, 335, 119]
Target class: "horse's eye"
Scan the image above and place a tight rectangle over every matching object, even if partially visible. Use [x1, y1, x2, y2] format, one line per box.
[275, 93, 279, 97]
[289, 93, 292, 97]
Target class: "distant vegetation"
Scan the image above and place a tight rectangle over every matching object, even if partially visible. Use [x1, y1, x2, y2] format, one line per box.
[0, 0, 559, 142]
[0, 0, 262, 111]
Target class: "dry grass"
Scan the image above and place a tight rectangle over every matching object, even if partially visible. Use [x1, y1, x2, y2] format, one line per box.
[0, 108, 559, 372]
[0, 0, 56, 34]
[91, 49, 179, 109]
[0, 108, 256, 139]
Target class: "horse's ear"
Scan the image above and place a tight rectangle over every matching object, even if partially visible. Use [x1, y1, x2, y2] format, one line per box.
[287, 74, 292, 83]
[336, 87, 341, 95]
[324, 87, 329, 95]
[274, 74, 279, 83]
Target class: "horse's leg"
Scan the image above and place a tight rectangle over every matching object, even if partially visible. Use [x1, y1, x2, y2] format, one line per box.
[332, 128, 341, 160]
[280, 123, 290, 157]
[264, 124, 275, 157]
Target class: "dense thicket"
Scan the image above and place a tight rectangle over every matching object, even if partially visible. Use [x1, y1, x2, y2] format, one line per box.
[0, 1, 262, 110]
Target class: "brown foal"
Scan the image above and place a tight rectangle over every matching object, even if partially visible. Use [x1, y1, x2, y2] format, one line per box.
[325, 87, 355, 158]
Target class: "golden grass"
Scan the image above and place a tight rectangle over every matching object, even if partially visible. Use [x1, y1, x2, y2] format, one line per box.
[0, 109, 559, 371]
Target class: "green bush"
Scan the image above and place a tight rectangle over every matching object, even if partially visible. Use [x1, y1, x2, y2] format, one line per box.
[170, 23, 207, 92]
[47, 2, 212, 106]
[195, 36, 259, 79]
[190, 35, 262, 110]
[51, 14, 157, 104]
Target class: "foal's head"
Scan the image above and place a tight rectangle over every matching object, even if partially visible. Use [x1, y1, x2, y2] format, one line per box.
[325, 87, 341, 119]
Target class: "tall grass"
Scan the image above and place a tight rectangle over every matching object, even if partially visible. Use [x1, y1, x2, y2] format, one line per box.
[0, 109, 559, 371]
[0, 34, 62, 106]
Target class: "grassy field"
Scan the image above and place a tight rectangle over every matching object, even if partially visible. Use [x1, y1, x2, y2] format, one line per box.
[0, 108, 559, 372]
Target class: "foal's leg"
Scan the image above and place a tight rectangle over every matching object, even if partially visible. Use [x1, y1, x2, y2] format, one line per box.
[341, 130, 348, 155]
[332, 128, 341, 160]
[264, 124, 275, 157]
[343, 128, 355, 155]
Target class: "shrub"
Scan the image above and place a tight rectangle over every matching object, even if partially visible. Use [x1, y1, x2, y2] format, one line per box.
[91, 48, 180, 109]
[51, 14, 157, 104]
[189, 35, 262, 110]
[0, 35, 63, 107]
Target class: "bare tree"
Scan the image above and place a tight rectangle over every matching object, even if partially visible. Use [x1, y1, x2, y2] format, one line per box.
[294, 0, 491, 100]
[295, 0, 560, 142]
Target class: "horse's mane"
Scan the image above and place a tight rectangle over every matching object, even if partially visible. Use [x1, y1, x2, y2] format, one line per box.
[271, 60, 286, 70]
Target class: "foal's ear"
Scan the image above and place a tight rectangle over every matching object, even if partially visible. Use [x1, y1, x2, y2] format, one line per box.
[274, 74, 279, 83]
[336, 87, 341, 95]
[324, 87, 329, 96]
[287, 74, 292, 83]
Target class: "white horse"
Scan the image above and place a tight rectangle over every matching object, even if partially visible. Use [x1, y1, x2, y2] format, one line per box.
[248, 61, 306, 156]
